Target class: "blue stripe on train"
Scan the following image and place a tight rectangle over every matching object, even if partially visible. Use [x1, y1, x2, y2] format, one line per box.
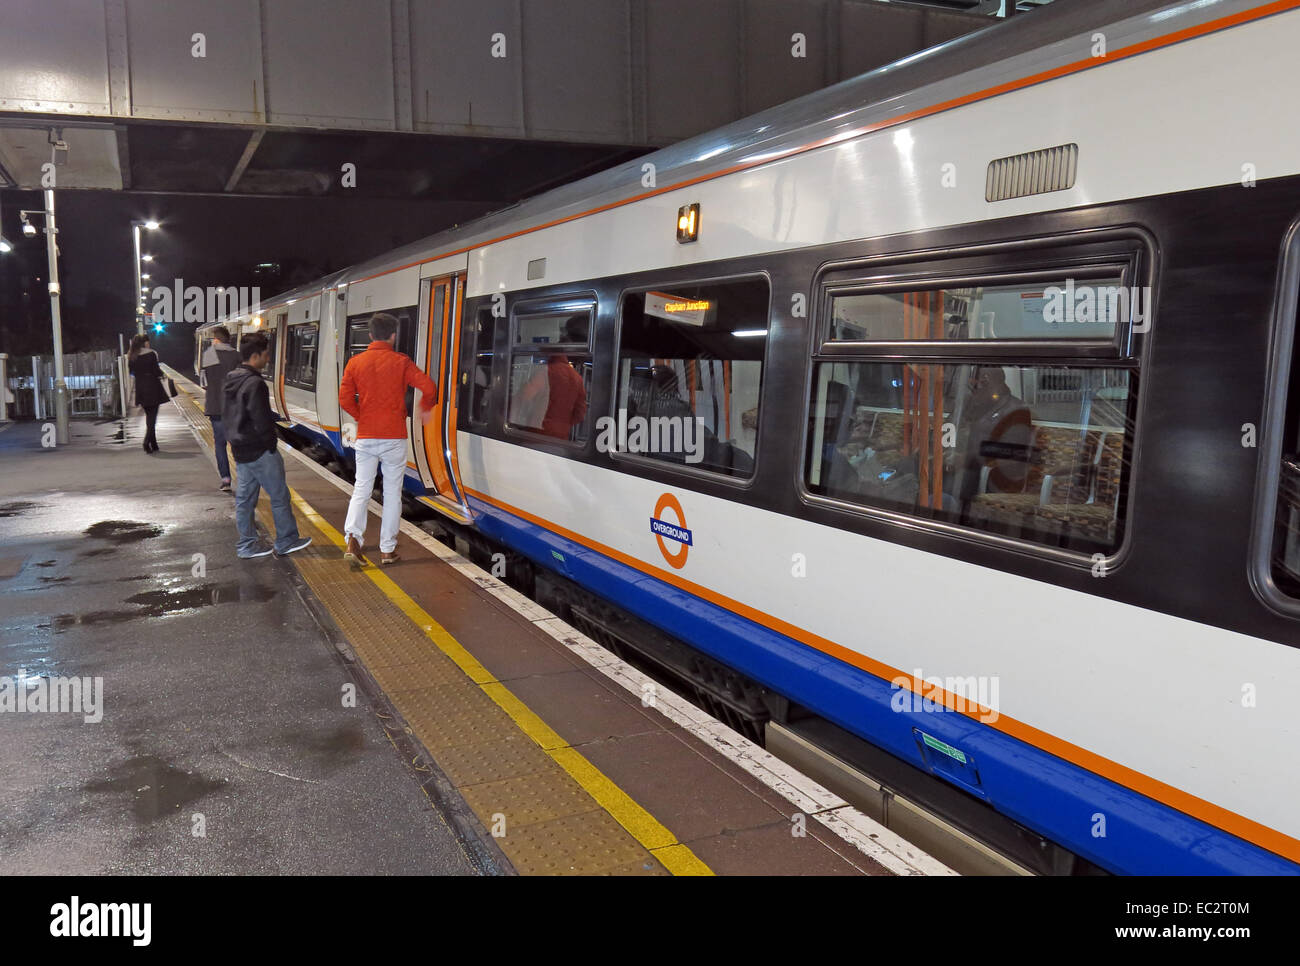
[466, 493, 1299, 875]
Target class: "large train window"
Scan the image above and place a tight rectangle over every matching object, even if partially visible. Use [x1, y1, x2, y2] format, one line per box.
[284, 323, 319, 391]
[612, 277, 770, 478]
[806, 257, 1141, 557]
[505, 300, 594, 444]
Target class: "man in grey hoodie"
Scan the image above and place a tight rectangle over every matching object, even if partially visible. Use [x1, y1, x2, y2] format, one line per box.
[200, 325, 242, 491]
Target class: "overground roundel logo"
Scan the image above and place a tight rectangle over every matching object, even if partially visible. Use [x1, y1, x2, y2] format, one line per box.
[650, 492, 692, 570]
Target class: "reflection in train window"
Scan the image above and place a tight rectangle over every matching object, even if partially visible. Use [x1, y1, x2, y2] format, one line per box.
[613, 278, 769, 478]
[468, 306, 496, 425]
[506, 307, 592, 443]
[828, 276, 1125, 342]
[284, 323, 319, 391]
[806, 362, 1132, 553]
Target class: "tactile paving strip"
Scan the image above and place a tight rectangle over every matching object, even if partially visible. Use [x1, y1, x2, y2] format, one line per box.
[168, 382, 682, 874]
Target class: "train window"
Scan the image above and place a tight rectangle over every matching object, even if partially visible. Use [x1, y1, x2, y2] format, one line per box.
[613, 277, 769, 478]
[506, 305, 592, 444]
[807, 362, 1132, 553]
[807, 263, 1141, 556]
[468, 306, 496, 425]
[284, 323, 319, 391]
[346, 306, 417, 361]
[828, 274, 1124, 342]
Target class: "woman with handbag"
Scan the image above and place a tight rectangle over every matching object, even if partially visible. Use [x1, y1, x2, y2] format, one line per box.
[127, 334, 170, 453]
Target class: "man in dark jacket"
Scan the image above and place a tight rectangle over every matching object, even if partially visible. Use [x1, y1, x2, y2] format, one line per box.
[222, 332, 311, 559]
[199, 325, 241, 491]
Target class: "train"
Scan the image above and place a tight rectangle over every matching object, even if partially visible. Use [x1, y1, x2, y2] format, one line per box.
[196, 0, 1300, 874]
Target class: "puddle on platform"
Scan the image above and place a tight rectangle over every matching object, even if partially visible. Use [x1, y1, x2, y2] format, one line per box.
[125, 582, 277, 610]
[0, 501, 47, 518]
[83, 755, 226, 823]
[84, 521, 164, 543]
[117, 574, 151, 582]
[35, 560, 57, 568]
[53, 580, 278, 632]
[39, 576, 70, 584]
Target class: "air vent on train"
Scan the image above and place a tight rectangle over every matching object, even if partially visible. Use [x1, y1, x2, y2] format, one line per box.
[985, 143, 1078, 202]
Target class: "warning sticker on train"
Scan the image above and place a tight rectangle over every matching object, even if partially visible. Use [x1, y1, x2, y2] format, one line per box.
[651, 492, 691, 570]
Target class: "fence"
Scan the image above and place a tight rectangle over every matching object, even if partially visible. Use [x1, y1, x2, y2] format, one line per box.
[1, 350, 125, 420]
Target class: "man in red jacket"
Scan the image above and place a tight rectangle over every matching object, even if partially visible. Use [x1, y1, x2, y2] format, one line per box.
[338, 312, 438, 565]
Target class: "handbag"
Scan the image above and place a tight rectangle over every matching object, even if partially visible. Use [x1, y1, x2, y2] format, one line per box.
[161, 376, 178, 399]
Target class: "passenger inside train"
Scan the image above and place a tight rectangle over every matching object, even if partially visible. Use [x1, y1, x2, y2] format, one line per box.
[808, 278, 1132, 553]
[613, 278, 768, 476]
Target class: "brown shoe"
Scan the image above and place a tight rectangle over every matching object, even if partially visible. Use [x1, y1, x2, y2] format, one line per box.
[380, 550, 400, 566]
[344, 536, 366, 565]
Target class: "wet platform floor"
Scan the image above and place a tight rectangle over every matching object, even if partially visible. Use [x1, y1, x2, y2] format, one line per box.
[0, 390, 915, 876]
[0, 414, 482, 874]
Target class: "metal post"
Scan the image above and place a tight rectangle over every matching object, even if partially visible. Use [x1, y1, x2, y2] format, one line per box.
[32, 355, 43, 420]
[0, 353, 8, 422]
[133, 223, 144, 335]
[44, 189, 69, 444]
[118, 333, 129, 418]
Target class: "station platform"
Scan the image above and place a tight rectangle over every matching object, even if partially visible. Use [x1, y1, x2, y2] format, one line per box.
[0, 376, 952, 877]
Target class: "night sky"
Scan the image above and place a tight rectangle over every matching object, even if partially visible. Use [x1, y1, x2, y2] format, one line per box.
[0, 190, 494, 371]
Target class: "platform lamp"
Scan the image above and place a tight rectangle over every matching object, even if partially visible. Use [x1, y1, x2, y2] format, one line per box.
[131, 219, 159, 335]
[17, 192, 70, 445]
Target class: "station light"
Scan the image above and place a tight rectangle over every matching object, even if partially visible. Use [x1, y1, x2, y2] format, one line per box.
[152, 322, 165, 335]
[0, 237, 11, 254]
[141, 254, 154, 262]
[21, 217, 36, 237]
[140, 273, 151, 280]
[143, 220, 160, 231]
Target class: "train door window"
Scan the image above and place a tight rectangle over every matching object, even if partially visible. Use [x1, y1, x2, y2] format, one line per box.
[613, 277, 770, 478]
[346, 316, 371, 359]
[284, 323, 319, 391]
[805, 256, 1142, 557]
[345, 306, 417, 361]
[468, 305, 497, 425]
[259, 327, 277, 381]
[505, 301, 594, 444]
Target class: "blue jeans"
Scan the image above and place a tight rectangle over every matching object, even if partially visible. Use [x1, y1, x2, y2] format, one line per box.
[209, 416, 231, 480]
[234, 449, 301, 555]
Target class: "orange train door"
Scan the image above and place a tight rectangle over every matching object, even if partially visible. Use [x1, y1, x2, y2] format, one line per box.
[414, 274, 472, 524]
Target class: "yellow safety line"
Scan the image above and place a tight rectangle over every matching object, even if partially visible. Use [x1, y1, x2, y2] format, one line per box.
[287, 486, 714, 876]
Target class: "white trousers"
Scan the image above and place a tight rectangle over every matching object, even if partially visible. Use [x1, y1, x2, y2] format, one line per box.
[344, 437, 407, 553]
